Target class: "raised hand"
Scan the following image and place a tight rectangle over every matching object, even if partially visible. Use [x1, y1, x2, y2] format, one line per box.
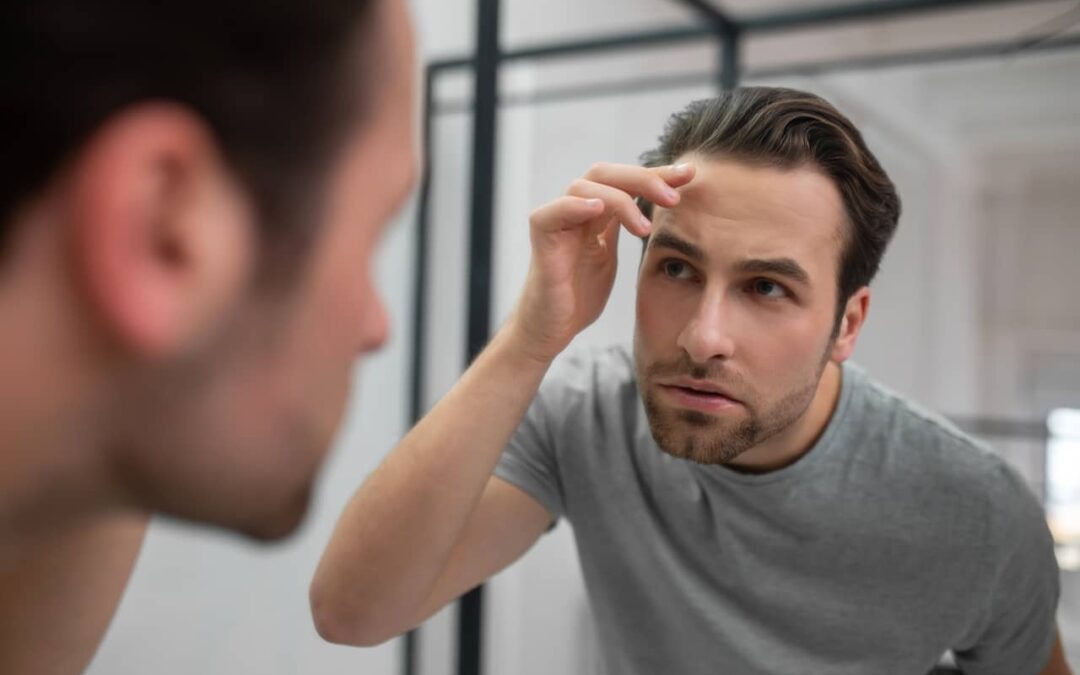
[509, 161, 696, 363]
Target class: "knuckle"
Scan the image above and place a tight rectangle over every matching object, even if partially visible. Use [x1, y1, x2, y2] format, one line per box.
[567, 178, 591, 196]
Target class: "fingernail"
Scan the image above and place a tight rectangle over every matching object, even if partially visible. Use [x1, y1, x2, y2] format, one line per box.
[672, 163, 690, 176]
[586, 198, 603, 208]
[639, 214, 652, 232]
[663, 186, 679, 201]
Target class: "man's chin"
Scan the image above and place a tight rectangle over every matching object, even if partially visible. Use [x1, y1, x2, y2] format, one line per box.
[646, 410, 755, 466]
[653, 436, 721, 465]
[233, 484, 314, 543]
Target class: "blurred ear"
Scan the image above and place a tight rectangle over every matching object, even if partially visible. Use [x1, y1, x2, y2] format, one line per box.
[68, 103, 257, 358]
[830, 286, 870, 363]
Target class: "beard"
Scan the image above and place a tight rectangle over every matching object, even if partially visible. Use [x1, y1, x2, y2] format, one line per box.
[107, 300, 327, 542]
[634, 346, 832, 466]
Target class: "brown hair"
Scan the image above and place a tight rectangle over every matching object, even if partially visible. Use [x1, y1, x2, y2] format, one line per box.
[639, 86, 901, 326]
[0, 0, 377, 273]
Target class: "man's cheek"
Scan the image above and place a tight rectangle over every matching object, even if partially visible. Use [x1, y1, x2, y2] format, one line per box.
[638, 290, 671, 337]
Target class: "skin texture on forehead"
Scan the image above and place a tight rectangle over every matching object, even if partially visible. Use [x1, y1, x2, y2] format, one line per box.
[654, 154, 846, 280]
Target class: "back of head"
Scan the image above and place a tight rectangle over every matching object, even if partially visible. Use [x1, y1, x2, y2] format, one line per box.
[0, 0, 376, 270]
[640, 86, 901, 316]
[0, 0, 410, 542]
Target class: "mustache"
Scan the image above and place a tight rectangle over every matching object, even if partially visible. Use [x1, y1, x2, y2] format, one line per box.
[644, 354, 745, 388]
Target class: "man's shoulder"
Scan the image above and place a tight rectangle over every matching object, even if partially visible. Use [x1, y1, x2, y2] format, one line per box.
[848, 366, 1040, 522]
[544, 342, 635, 394]
[852, 366, 984, 455]
[533, 342, 638, 429]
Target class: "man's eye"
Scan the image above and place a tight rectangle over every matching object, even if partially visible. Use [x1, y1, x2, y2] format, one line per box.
[751, 279, 787, 298]
[661, 260, 694, 280]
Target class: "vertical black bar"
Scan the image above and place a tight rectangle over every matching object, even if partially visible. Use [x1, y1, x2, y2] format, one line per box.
[410, 63, 437, 513]
[719, 24, 741, 91]
[457, 588, 484, 675]
[403, 61, 439, 675]
[466, 0, 500, 362]
[671, 1, 740, 91]
[402, 627, 418, 675]
[460, 0, 500, 674]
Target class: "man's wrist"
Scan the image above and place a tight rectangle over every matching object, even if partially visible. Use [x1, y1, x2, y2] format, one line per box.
[495, 318, 562, 372]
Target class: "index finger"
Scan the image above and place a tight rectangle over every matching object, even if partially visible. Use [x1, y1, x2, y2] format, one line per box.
[583, 162, 695, 209]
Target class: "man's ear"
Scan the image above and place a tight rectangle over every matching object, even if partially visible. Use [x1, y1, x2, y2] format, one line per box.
[830, 286, 870, 363]
[68, 103, 257, 358]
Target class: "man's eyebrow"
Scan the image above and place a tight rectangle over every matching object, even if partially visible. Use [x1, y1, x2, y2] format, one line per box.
[734, 258, 811, 286]
[647, 231, 705, 263]
[647, 230, 812, 286]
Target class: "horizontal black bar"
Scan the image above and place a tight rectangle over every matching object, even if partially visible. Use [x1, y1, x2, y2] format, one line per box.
[744, 33, 1080, 80]
[509, 25, 712, 62]
[428, 0, 1045, 70]
[434, 70, 715, 114]
[432, 56, 474, 72]
[429, 24, 713, 70]
[430, 33, 1080, 114]
[738, 0, 1041, 33]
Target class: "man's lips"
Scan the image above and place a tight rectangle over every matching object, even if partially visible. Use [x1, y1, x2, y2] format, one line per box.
[655, 377, 743, 413]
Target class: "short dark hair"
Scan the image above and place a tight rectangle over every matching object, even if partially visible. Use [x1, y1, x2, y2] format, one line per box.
[639, 86, 901, 325]
[1, 0, 377, 273]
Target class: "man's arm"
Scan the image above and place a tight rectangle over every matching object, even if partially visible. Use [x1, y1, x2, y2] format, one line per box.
[1040, 628, 1073, 675]
[309, 162, 695, 646]
[310, 326, 559, 646]
[0, 513, 148, 675]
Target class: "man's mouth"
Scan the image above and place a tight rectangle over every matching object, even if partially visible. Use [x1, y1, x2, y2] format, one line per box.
[656, 378, 742, 414]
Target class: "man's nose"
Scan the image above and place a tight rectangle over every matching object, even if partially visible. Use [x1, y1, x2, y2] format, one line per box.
[676, 289, 735, 364]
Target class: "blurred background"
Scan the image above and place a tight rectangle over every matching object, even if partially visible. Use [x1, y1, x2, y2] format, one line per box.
[87, 0, 1080, 673]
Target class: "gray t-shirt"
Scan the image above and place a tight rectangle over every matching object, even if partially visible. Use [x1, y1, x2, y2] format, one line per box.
[495, 345, 1059, 675]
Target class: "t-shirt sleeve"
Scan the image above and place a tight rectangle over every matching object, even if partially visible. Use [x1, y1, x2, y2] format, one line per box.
[493, 374, 566, 523]
[952, 462, 1061, 675]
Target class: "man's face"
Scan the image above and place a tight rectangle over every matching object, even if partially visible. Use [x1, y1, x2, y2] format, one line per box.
[634, 155, 847, 466]
[112, 0, 418, 539]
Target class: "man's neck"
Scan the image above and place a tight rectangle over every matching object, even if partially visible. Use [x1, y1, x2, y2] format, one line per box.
[0, 246, 115, 566]
[0, 359, 114, 568]
[726, 360, 844, 474]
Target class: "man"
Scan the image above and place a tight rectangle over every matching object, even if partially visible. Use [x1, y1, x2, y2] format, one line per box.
[0, 0, 416, 672]
[312, 87, 1070, 674]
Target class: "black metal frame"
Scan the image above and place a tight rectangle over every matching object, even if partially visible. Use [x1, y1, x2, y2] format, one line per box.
[405, 2, 1080, 674]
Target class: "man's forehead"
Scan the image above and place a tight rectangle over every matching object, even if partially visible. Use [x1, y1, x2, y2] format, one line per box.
[650, 159, 845, 264]
[679, 157, 842, 221]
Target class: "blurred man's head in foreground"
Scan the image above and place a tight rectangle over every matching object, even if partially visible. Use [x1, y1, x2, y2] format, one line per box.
[0, 0, 418, 541]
